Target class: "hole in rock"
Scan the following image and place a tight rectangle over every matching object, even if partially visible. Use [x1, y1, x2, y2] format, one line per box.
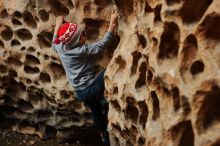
[158, 22, 180, 59]
[49, 62, 65, 77]
[1, 76, 13, 86]
[35, 16, 39, 22]
[67, 0, 74, 8]
[5, 81, 26, 100]
[112, 124, 122, 135]
[51, 56, 58, 61]
[38, 9, 49, 22]
[147, 69, 153, 82]
[26, 79, 32, 84]
[126, 140, 133, 146]
[180, 34, 198, 72]
[123, 125, 138, 143]
[138, 34, 147, 48]
[211, 140, 220, 146]
[114, 0, 134, 16]
[125, 100, 138, 124]
[171, 121, 194, 146]
[130, 51, 142, 76]
[138, 101, 148, 128]
[24, 65, 40, 74]
[1, 26, 13, 41]
[16, 28, 33, 40]
[45, 125, 57, 139]
[171, 86, 180, 111]
[190, 60, 204, 75]
[138, 136, 146, 146]
[111, 100, 121, 111]
[60, 90, 70, 99]
[113, 86, 118, 94]
[0, 64, 7, 74]
[11, 39, 21, 47]
[23, 11, 37, 28]
[95, 0, 113, 10]
[126, 96, 136, 104]
[1, 9, 8, 19]
[48, 0, 69, 16]
[0, 40, 4, 48]
[154, 4, 162, 22]
[113, 136, 120, 146]
[17, 99, 33, 112]
[179, 0, 213, 23]
[56, 111, 81, 123]
[3, 95, 17, 106]
[37, 110, 53, 121]
[12, 18, 22, 26]
[83, 112, 92, 120]
[27, 46, 35, 52]
[37, 31, 53, 48]
[106, 34, 120, 56]
[14, 11, 22, 18]
[68, 100, 82, 110]
[20, 47, 26, 51]
[196, 85, 220, 133]
[181, 96, 191, 115]
[7, 57, 22, 66]
[198, 13, 220, 40]
[8, 69, 18, 78]
[45, 96, 56, 106]
[153, 37, 158, 46]
[151, 91, 160, 120]
[135, 62, 147, 89]
[44, 55, 49, 60]
[145, 1, 153, 13]
[0, 105, 25, 119]
[162, 87, 171, 96]
[30, 1, 36, 9]
[166, 0, 180, 6]
[35, 81, 39, 86]
[165, 10, 178, 16]
[83, 18, 104, 41]
[39, 72, 51, 83]
[28, 92, 44, 105]
[25, 54, 40, 65]
[115, 55, 126, 70]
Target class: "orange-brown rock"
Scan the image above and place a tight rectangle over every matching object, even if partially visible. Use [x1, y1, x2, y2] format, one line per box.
[0, 0, 220, 146]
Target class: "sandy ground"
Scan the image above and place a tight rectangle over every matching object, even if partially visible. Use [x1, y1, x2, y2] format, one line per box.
[0, 128, 101, 146]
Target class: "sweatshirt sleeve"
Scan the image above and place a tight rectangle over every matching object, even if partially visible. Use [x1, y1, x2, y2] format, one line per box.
[51, 35, 60, 53]
[79, 31, 115, 57]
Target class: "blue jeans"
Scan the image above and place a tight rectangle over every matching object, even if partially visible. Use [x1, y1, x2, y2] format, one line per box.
[76, 70, 108, 132]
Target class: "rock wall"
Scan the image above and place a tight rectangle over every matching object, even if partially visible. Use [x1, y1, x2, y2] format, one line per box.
[105, 0, 220, 146]
[0, 0, 115, 144]
[0, 0, 220, 146]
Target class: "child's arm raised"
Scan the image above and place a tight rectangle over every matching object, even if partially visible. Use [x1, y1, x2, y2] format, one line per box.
[54, 16, 63, 36]
[52, 16, 63, 52]
[108, 10, 118, 33]
[79, 10, 118, 57]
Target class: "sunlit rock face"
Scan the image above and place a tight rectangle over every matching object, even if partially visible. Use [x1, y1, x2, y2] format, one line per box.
[1, 0, 220, 146]
[105, 0, 220, 146]
[0, 0, 116, 143]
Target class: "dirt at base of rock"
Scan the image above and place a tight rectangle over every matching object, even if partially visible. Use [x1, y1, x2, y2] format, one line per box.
[0, 128, 100, 146]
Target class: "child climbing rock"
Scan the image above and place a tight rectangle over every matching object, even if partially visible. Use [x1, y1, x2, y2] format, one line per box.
[52, 10, 118, 145]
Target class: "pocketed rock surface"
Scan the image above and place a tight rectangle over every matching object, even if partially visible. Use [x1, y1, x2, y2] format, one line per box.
[0, 0, 220, 146]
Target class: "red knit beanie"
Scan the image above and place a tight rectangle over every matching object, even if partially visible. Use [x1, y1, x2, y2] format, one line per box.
[54, 22, 82, 46]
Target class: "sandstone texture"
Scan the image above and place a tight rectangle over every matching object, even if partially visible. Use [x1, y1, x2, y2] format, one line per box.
[0, 0, 115, 144]
[0, 0, 220, 146]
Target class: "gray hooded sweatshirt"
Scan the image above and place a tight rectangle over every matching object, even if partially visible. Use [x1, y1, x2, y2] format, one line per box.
[52, 32, 115, 91]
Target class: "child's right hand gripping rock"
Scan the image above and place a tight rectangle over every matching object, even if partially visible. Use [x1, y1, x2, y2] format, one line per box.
[108, 10, 118, 33]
